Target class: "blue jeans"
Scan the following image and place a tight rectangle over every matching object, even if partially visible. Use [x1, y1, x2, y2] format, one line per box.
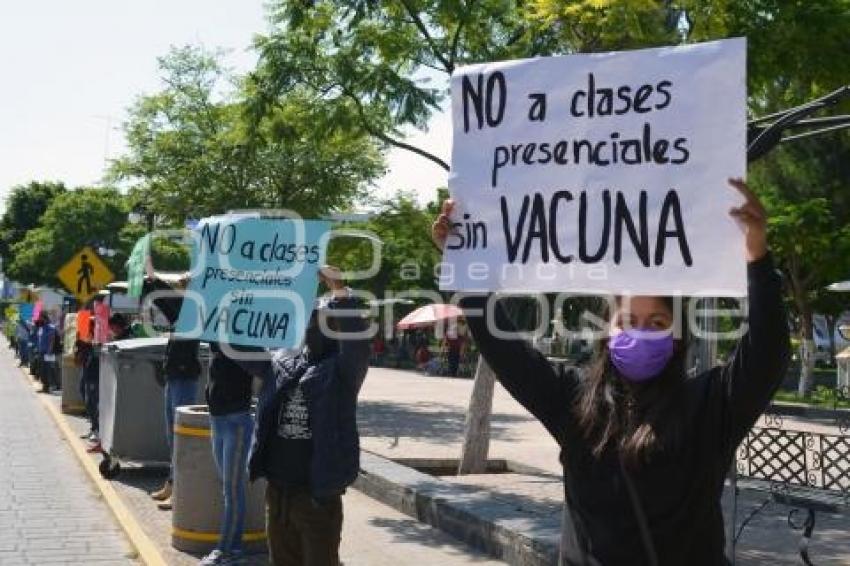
[18, 340, 29, 364]
[211, 411, 253, 554]
[164, 377, 198, 481]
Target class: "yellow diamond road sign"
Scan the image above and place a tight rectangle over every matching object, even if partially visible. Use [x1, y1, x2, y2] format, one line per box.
[57, 246, 114, 304]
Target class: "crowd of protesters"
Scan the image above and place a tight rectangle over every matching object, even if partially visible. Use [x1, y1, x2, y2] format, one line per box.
[11, 311, 60, 393]
[136, 266, 369, 566]
[4, 270, 370, 566]
[2, 178, 780, 566]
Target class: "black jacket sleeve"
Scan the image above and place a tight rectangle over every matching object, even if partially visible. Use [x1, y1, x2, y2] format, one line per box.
[328, 295, 371, 393]
[719, 253, 791, 449]
[460, 294, 574, 441]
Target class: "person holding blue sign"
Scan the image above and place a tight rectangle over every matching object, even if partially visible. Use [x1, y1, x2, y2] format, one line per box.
[227, 265, 370, 566]
[433, 179, 791, 566]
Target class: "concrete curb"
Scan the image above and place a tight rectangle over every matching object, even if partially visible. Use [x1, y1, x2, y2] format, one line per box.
[354, 451, 560, 566]
[16, 360, 167, 566]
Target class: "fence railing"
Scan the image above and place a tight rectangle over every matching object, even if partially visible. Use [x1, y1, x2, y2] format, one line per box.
[733, 414, 850, 565]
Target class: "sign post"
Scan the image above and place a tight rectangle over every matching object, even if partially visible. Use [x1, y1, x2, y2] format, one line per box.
[56, 246, 115, 304]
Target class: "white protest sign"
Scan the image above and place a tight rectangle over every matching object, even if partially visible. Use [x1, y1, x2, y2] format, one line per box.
[441, 38, 747, 297]
[175, 216, 331, 348]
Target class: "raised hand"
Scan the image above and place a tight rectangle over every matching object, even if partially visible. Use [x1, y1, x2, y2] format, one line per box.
[431, 199, 456, 251]
[728, 178, 768, 263]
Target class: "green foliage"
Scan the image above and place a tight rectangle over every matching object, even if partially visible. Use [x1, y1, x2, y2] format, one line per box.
[110, 45, 384, 222]
[774, 384, 850, 409]
[751, 137, 850, 315]
[526, 0, 715, 52]
[251, 1, 561, 169]
[150, 235, 192, 273]
[6, 188, 131, 287]
[723, 0, 850, 110]
[0, 181, 66, 268]
[328, 191, 442, 297]
[750, 136, 850, 395]
[528, 0, 850, 110]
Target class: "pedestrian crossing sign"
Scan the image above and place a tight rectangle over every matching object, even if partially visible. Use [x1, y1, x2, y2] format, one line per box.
[56, 246, 114, 304]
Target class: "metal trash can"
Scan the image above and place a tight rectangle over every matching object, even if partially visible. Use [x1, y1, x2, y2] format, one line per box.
[98, 337, 210, 478]
[60, 313, 85, 415]
[172, 405, 267, 553]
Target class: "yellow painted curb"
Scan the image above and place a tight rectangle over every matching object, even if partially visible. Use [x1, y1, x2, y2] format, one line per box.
[26, 367, 168, 566]
[174, 424, 211, 438]
[172, 526, 267, 542]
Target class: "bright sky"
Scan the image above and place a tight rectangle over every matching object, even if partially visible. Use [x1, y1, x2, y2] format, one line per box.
[0, 0, 449, 212]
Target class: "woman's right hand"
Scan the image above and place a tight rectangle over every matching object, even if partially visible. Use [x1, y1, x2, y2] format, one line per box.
[431, 199, 455, 251]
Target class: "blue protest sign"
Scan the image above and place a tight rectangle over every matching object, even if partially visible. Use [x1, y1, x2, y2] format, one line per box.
[175, 216, 331, 348]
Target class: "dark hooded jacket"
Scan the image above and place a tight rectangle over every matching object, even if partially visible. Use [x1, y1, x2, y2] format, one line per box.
[237, 295, 370, 498]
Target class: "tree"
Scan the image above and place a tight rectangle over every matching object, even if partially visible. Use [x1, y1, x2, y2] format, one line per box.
[328, 191, 442, 299]
[255, 1, 850, 469]
[750, 137, 850, 396]
[6, 188, 133, 287]
[250, 1, 569, 171]
[110, 45, 384, 222]
[0, 181, 66, 271]
[526, 0, 730, 51]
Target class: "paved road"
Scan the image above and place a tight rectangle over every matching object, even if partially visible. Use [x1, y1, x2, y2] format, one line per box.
[0, 347, 136, 565]
[358, 367, 562, 474]
[45, 353, 507, 565]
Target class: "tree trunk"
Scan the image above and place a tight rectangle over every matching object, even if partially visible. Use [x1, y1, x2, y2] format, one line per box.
[798, 308, 816, 398]
[458, 356, 495, 475]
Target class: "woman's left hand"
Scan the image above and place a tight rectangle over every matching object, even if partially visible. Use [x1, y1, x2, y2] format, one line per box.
[728, 178, 768, 263]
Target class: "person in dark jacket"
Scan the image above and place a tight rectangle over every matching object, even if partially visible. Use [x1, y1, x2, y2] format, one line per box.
[235, 266, 370, 566]
[432, 179, 791, 566]
[35, 312, 59, 393]
[142, 275, 202, 505]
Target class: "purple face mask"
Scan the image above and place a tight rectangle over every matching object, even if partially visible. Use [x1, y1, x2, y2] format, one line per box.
[608, 328, 674, 383]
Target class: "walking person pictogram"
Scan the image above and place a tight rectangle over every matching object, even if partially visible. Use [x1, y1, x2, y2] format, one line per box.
[77, 254, 95, 295]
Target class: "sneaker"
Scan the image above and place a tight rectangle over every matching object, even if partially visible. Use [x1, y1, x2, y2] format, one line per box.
[151, 480, 173, 501]
[199, 549, 244, 565]
[86, 441, 102, 454]
[157, 497, 172, 511]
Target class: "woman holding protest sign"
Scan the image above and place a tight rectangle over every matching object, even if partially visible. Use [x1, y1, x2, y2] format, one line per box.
[432, 178, 790, 566]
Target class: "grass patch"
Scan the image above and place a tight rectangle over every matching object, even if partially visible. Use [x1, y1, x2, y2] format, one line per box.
[774, 385, 850, 409]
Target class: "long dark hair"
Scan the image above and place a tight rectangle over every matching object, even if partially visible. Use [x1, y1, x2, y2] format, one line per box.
[574, 296, 689, 468]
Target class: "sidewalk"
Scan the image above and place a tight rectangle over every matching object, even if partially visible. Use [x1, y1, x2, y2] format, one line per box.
[358, 367, 850, 564]
[4, 344, 505, 565]
[53, 397, 507, 566]
[0, 348, 137, 565]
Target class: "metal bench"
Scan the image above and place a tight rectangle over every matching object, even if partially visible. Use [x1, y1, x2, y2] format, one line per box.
[732, 414, 850, 565]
